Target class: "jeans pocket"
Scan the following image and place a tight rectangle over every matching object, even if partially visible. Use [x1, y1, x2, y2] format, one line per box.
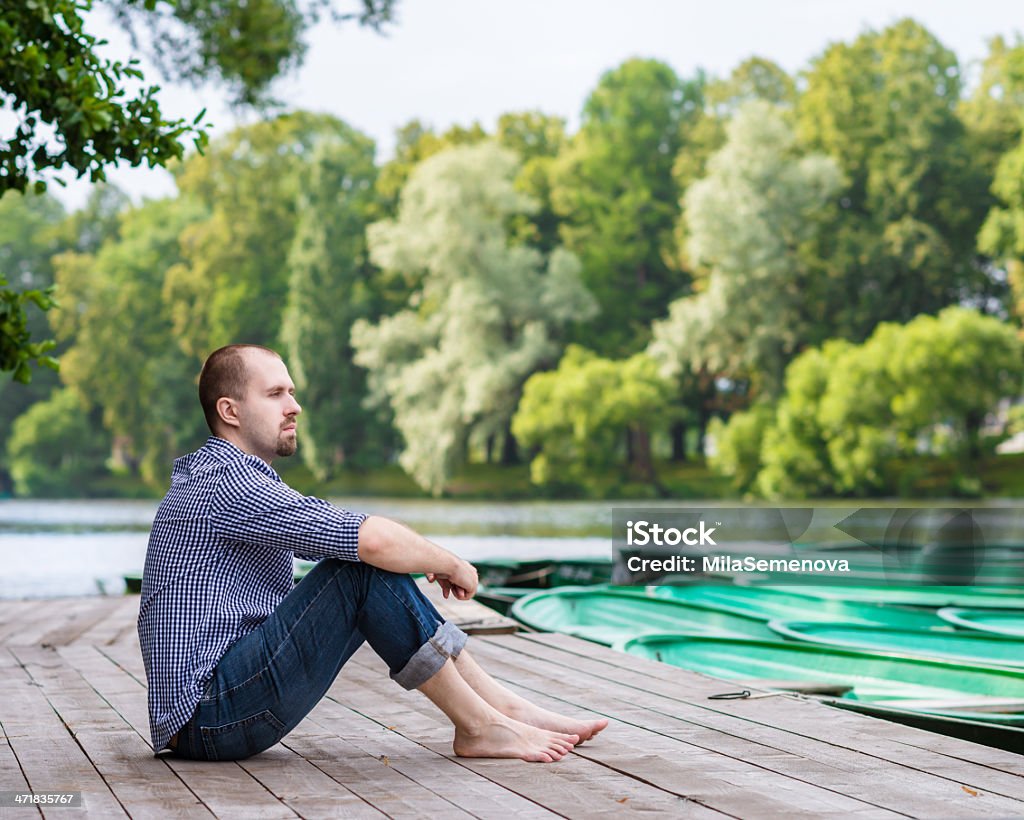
[200, 710, 286, 761]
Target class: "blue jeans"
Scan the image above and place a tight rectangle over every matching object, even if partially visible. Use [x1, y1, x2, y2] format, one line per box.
[172, 558, 468, 761]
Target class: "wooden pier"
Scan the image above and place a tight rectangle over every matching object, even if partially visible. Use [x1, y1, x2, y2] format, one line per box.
[1, 587, 1022, 818]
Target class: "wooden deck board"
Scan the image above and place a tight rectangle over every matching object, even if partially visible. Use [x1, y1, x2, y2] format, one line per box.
[0, 594, 1021, 819]
[518, 632, 1024, 789]
[468, 634, 1020, 817]
[0, 648, 128, 818]
[339, 648, 897, 818]
[334, 652, 725, 818]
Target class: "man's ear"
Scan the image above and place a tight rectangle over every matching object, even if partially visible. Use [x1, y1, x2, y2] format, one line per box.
[216, 396, 242, 429]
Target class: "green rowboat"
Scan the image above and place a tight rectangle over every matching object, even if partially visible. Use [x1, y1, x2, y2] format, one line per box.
[616, 633, 1024, 730]
[938, 607, 1024, 637]
[652, 585, 949, 630]
[475, 585, 533, 615]
[511, 587, 775, 645]
[758, 583, 1024, 610]
[769, 620, 1024, 668]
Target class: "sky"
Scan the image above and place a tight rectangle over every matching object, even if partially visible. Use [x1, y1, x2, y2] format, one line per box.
[49, 0, 1023, 209]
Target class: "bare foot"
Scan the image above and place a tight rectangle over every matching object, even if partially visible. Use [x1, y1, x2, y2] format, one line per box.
[453, 718, 579, 762]
[501, 699, 609, 742]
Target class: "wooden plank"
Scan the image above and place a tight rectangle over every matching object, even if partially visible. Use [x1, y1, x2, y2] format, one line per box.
[36, 598, 128, 648]
[63, 644, 295, 820]
[234, 749, 387, 819]
[304, 688, 558, 818]
[340, 648, 903, 819]
[0, 649, 127, 817]
[0, 601, 54, 645]
[332, 650, 737, 818]
[60, 643, 384, 819]
[98, 607, 557, 816]
[8, 645, 210, 819]
[468, 635, 1021, 818]
[0, 704, 39, 820]
[515, 633, 1024, 795]
[72, 597, 139, 647]
[279, 721, 482, 820]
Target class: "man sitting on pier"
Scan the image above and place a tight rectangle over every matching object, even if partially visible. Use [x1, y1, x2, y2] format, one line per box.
[137, 344, 607, 762]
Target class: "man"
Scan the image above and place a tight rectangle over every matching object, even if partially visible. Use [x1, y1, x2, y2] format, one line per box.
[138, 344, 606, 762]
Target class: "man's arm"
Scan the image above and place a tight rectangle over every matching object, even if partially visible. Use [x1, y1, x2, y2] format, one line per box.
[358, 516, 478, 600]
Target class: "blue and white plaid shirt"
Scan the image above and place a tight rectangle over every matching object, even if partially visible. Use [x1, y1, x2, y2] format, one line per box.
[137, 436, 366, 752]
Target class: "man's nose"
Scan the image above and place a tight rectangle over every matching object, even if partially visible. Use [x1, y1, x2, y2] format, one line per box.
[288, 396, 302, 416]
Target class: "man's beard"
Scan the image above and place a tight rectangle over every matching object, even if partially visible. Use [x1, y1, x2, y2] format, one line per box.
[276, 433, 297, 457]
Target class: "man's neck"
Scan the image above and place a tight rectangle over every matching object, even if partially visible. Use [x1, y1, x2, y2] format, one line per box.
[212, 431, 273, 465]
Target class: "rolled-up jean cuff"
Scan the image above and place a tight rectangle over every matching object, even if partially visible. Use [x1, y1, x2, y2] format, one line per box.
[391, 620, 469, 690]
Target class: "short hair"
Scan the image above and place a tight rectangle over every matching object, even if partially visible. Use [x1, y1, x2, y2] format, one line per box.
[198, 344, 281, 434]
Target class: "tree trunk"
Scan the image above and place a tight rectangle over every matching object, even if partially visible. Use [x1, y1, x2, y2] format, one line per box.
[670, 421, 687, 462]
[626, 425, 656, 484]
[501, 425, 520, 465]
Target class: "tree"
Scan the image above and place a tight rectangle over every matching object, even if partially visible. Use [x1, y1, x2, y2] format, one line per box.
[0, 0, 208, 381]
[496, 111, 568, 255]
[2, 0, 399, 379]
[6, 387, 111, 497]
[706, 402, 774, 495]
[712, 308, 1024, 498]
[649, 101, 842, 399]
[551, 58, 702, 356]
[280, 126, 392, 479]
[0, 190, 68, 486]
[52, 197, 208, 482]
[109, 0, 398, 107]
[977, 48, 1024, 324]
[798, 19, 997, 341]
[755, 341, 851, 498]
[351, 142, 596, 494]
[163, 112, 358, 357]
[958, 36, 1024, 194]
[512, 346, 674, 494]
[671, 58, 795, 269]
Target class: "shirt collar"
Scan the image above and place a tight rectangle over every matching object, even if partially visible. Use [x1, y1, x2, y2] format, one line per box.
[203, 436, 282, 481]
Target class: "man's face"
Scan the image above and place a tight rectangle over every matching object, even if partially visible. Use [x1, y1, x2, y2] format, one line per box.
[234, 351, 302, 462]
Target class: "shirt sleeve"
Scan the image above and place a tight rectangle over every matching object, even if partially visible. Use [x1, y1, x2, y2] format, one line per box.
[210, 457, 365, 562]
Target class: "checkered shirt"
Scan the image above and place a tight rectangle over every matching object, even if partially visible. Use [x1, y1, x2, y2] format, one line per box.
[137, 436, 366, 753]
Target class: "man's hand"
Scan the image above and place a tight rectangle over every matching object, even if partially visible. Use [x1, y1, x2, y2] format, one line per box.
[426, 559, 478, 600]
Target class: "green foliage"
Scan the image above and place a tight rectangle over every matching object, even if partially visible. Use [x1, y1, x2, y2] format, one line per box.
[280, 126, 393, 478]
[352, 142, 596, 495]
[551, 58, 702, 356]
[52, 197, 208, 482]
[978, 63, 1024, 322]
[0, 1, 207, 381]
[0, 276, 58, 383]
[706, 403, 774, 494]
[6, 387, 110, 496]
[756, 341, 852, 498]
[0, 189, 67, 383]
[650, 101, 842, 397]
[959, 36, 1024, 191]
[512, 346, 674, 493]
[0, 0, 208, 195]
[164, 112, 357, 356]
[798, 19, 997, 341]
[713, 308, 1024, 498]
[109, 0, 397, 107]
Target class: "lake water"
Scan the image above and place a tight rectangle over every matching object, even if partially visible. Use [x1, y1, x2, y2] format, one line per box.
[0, 497, 635, 599]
